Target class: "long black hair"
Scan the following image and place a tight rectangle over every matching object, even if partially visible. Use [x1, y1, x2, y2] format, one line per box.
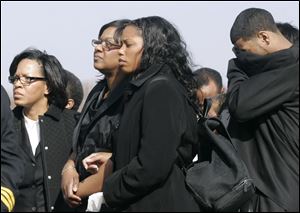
[128, 16, 198, 104]
[9, 48, 68, 109]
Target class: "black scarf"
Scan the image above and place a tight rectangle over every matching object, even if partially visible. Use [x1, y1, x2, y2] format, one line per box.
[232, 44, 299, 77]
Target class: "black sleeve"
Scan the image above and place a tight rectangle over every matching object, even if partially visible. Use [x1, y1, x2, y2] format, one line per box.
[227, 59, 299, 122]
[103, 79, 186, 207]
[1, 85, 24, 212]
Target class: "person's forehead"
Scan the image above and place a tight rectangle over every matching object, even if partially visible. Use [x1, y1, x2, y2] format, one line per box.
[123, 25, 141, 37]
[16, 59, 43, 73]
[235, 38, 248, 48]
[201, 81, 218, 97]
[100, 27, 116, 39]
[235, 37, 255, 50]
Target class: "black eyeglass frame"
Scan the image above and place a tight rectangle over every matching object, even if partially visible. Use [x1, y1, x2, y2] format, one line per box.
[8, 76, 46, 86]
[91, 39, 121, 51]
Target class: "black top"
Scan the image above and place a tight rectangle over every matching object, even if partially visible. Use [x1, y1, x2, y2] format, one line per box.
[73, 78, 129, 180]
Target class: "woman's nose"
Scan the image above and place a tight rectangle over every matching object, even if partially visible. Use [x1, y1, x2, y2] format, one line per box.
[118, 45, 125, 55]
[95, 44, 104, 52]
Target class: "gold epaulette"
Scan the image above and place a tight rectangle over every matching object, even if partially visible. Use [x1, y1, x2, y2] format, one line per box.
[1, 186, 15, 212]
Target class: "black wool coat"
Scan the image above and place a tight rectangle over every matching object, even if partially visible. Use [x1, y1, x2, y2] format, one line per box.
[103, 64, 201, 212]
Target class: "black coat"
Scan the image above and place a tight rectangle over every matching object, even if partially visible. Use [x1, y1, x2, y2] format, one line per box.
[12, 105, 77, 212]
[103, 64, 201, 212]
[227, 45, 299, 211]
[1, 86, 25, 212]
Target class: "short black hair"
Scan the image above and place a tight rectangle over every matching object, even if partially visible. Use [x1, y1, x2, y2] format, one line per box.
[193, 67, 223, 93]
[98, 19, 131, 44]
[9, 48, 68, 109]
[276, 22, 299, 44]
[65, 70, 83, 111]
[230, 8, 278, 44]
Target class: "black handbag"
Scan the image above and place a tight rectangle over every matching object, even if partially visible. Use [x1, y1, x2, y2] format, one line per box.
[180, 99, 255, 212]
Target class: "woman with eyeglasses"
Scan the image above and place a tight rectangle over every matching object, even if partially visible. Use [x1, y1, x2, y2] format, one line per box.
[81, 16, 202, 211]
[8, 48, 78, 212]
[61, 19, 130, 211]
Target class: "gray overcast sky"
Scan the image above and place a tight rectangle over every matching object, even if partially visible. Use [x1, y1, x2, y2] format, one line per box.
[1, 1, 299, 98]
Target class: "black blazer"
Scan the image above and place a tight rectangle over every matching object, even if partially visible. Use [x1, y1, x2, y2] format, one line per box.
[103, 64, 201, 211]
[12, 105, 77, 212]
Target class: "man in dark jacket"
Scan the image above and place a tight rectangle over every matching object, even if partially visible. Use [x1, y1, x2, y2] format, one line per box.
[193, 67, 226, 118]
[227, 8, 299, 212]
[1, 85, 24, 212]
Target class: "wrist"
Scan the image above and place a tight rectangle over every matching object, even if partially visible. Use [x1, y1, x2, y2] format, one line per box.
[61, 165, 76, 176]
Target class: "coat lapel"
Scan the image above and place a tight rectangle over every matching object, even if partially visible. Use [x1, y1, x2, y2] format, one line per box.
[89, 77, 130, 125]
[72, 81, 107, 152]
[72, 91, 98, 152]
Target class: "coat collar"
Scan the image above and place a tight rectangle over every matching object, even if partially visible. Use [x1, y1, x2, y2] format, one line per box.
[13, 104, 64, 121]
[44, 104, 64, 121]
[72, 77, 131, 152]
[130, 63, 164, 88]
[233, 45, 299, 77]
[78, 77, 130, 123]
[92, 76, 130, 118]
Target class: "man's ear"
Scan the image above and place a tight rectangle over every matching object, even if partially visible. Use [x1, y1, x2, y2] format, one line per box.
[257, 31, 271, 46]
[221, 87, 226, 94]
[65, 99, 75, 110]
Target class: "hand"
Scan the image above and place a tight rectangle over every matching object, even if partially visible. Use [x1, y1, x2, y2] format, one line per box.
[61, 163, 82, 208]
[82, 152, 112, 174]
[208, 109, 218, 118]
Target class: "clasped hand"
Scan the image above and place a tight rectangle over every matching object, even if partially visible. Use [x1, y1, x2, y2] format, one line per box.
[82, 152, 112, 174]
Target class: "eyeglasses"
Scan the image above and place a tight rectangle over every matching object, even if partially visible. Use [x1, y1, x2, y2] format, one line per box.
[91, 39, 121, 51]
[8, 76, 46, 86]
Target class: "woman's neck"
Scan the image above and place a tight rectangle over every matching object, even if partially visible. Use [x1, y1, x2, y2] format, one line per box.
[23, 100, 49, 121]
[105, 70, 126, 96]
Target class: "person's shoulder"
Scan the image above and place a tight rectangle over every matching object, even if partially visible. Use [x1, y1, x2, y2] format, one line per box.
[147, 73, 177, 94]
[61, 108, 79, 126]
[146, 74, 185, 104]
[149, 73, 171, 84]
[148, 64, 175, 84]
[62, 108, 78, 117]
[1, 85, 11, 107]
[86, 80, 106, 101]
[12, 106, 23, 119]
